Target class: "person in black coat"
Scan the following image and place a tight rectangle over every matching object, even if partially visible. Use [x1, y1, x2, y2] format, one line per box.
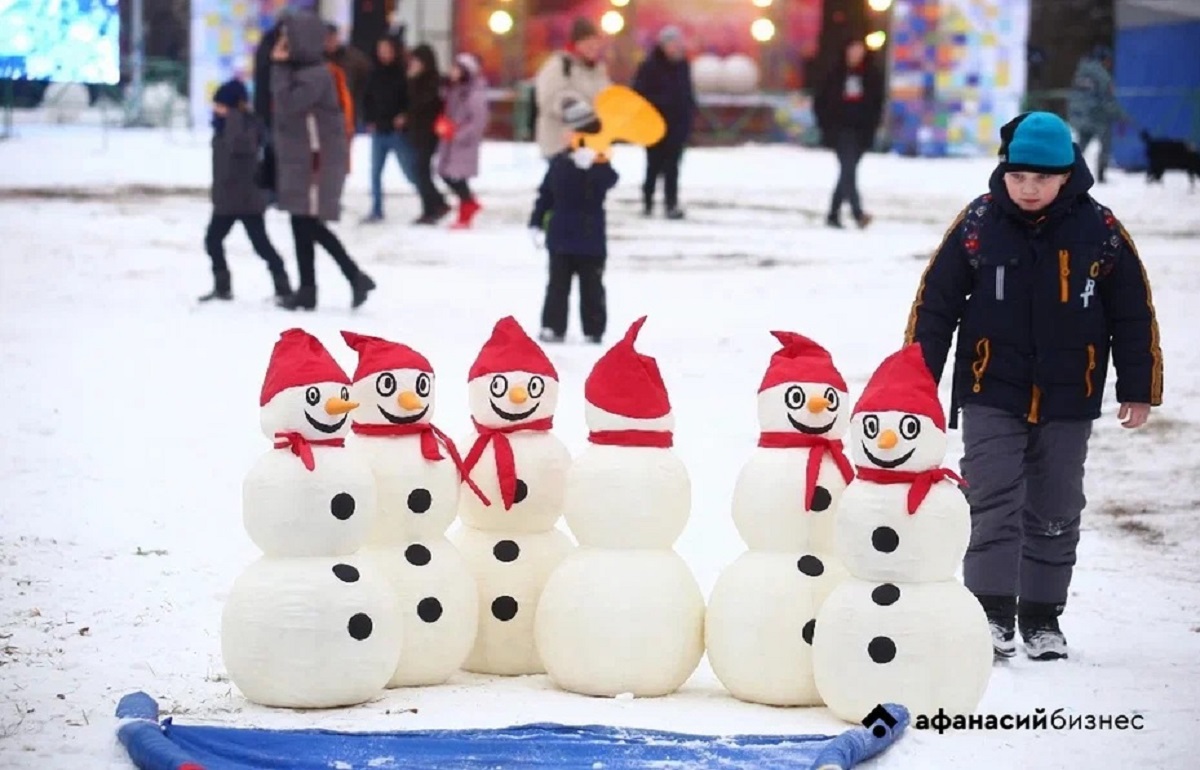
[632, 26, 697, 219]
[405, 44, 450, 224]
[361, 35, 414, 222]
[528, 104, 618, 344]
[200, 79, 291, 304]
[905, 111, 1162, 661]
[253, 23, 281, 127]
[813, 37, 884, 229]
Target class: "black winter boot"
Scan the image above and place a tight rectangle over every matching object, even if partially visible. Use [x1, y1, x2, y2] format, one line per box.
[351, 272, 376, 309]
[199, 270, 232, 302]
[270, 269, 292, 302]
[279, 286, 317, 311]
[976, 594, 1017, 660]
[1018, 601, 1068, 661]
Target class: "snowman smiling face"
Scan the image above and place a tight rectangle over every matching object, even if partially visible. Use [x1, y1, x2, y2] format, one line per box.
[757, 381, 850, 439]
[261, 381, 359, 441]
[352, 368, 435, 426]
[852, 410, 947, 473]
[469, 370, 560, 428]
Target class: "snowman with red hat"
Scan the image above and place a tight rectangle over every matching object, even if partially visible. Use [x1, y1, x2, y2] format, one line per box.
[706, 331, 854, 706]
[341, 331, 480, 687]
[812, 343, 992, 723]
[450, 316, 573, 675]
[535, 317, 704, 697]
[222, 328, 402, 708]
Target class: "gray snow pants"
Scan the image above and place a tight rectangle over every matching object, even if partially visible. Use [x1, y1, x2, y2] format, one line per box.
[959, 405, 1093, 606]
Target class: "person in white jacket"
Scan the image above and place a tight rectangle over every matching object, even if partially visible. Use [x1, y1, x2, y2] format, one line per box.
[533, 17, 611, 160]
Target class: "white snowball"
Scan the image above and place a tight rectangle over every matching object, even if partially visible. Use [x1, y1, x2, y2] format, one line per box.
[835, 479, 970, 583]
[720, 54, 759, 94]
[363, 537, 478, 687]
[706, 549, 847, 706]
[813, 578, 992, 722]
[352, 434, 461, 543]
[456, 431, 571, 533]
[732, 448, 850, 553]
[691, 54, 723, 93]
[536, 548, 704, 697]
[221, 555, 402, 708]
[450, 525, 573, 675]
[43, 83, 89, 123]
[243, 445, 377, 557]
[563, 445, 690, 549]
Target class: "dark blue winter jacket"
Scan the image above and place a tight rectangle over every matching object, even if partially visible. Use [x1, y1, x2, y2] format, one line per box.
[905, 148, 1163, 426]
[529, 150, 619, 259]
[632, 46, 697, 147]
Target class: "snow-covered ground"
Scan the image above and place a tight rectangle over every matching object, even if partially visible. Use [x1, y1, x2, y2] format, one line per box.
[1, 122, 1199, 769]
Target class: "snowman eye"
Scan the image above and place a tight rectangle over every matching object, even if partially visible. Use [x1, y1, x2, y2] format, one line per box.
[341, 386, 350, 401]
[528, 376, 545, 398]
[415, 373, 431, 397]
[376, 373, 396, 397]
[784, 385, 805, 410]
[824, 388, 840, 411]
[305, 386, 320, 406]
[862, 415, 880, 438]
[489, 375, 508, 398]
[900, 415, 922, 440]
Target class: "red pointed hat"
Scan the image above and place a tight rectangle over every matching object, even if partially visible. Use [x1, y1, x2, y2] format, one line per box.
[852, 343, 946, 430]
[341, 331, 433, 382]
[759, 331, 848, 393]
[585, 316, 671, 419]
[468, 316, 558, 381]
[260, 329, 350, 406]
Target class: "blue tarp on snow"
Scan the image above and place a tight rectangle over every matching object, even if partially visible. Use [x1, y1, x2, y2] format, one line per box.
[115, 691, 909, 770]
[1112, 20, 1200, 170]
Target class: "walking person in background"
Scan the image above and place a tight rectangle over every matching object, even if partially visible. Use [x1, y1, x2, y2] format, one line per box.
[361, 35, 414, 223]
[323, 22, 372, 130]
[200, 78, 291, 304]
[437, 52, 490, 229]
[270, 9, 376, 310]
[632, 25, 697, 219]
[1068, 45, 1123, 184]
[533, 17, 610, 161]
[814, 36, 884, 229]
[406, 44, 451, 225]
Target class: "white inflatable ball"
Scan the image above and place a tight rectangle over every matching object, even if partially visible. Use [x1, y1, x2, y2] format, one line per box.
[536, 548, 705, 697]
[221, 555, 402, 708]
[720, 54, 759, 94]
[353, 434, 461, 545]
[450, 525, 573, 675]
[43, 83, 90, 123]
[706, 549, 847, 706]
[813, 578, 992, 723]
[139, 82, 179, 126]
[691, 54, 723, 93]
[456, 427, 572, 533]
[732, 447, 847, 554]
[363, 538, 479, 687]
[563, 443, 690, 549]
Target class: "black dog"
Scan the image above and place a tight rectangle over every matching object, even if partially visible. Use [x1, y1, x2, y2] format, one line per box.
[1140, 129, 1199, 190]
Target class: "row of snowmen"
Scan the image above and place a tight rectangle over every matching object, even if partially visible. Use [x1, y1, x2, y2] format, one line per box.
[220, 315, 993, 724]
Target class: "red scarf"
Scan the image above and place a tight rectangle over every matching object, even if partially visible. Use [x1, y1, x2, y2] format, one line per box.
[351, 421, 488, 504]
[274, 432, 345, 472]
[854, 465, 967, 515]
[461, 417, 555, 510]
[588, 430, 673, 448]
[758, 432, 854, 510]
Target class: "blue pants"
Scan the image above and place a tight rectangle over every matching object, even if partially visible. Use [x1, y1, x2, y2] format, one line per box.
[370, 131, 416, 216]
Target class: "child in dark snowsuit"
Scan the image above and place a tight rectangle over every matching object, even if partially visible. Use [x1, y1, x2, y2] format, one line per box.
[528, 101, 618, 344]
[201, 79, 291, 303]
[905, 111, 1163, 662]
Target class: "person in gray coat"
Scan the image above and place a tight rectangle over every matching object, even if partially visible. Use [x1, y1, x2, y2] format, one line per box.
[270, 9, 375, 310]
[437, 52, 490, 229]
[200, 79, 291, 304]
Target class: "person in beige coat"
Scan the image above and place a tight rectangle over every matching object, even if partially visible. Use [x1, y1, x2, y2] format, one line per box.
[533, 17, 611, 160]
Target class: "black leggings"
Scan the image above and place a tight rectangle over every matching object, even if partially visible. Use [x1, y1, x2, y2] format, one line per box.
[289, 215, 360, 289]
[204, 214, 285, 275]
[443, 176, 474, 203]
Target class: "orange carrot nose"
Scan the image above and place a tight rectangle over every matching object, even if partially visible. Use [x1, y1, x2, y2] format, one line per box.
[807, 395, 830, 413]
[877, 429, 898, 450]
[508, 386, 528, 404]
[398, 391, 422, 411]
[325, 397, 359, 415]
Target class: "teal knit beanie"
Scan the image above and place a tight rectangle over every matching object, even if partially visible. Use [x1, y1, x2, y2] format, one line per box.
[998, 112, 1075, 174]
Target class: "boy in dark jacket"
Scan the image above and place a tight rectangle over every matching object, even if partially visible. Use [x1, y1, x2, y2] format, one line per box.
[201, 79, 291, 303]
[905, 111, 1163, 662]
[529, 102, 618, 344]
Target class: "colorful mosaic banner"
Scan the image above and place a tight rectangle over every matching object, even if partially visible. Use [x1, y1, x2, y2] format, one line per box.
[189, 0, 283, 129]
[887, 0, 1029, 157]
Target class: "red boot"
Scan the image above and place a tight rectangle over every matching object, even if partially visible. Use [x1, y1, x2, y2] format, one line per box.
[451, 199, 482, 229]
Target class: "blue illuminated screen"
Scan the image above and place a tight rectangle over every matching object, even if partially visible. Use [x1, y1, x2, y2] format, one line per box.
[0, 0, 120, 84]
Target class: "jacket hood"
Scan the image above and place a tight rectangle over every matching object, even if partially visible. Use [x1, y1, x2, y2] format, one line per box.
[410, 44, 438, 74]
[281, 11, 326, 66]
[989, 144, 1095, 221]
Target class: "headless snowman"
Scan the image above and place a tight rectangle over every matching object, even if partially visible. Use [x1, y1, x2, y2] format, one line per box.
[706, 331, 854, 706]
[223, 329, 402, 708]
[451, 316, 573, 675]
[536, 317, 704, 697]
[342, 331, 480, 687]
[813, 343, 992, 722]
